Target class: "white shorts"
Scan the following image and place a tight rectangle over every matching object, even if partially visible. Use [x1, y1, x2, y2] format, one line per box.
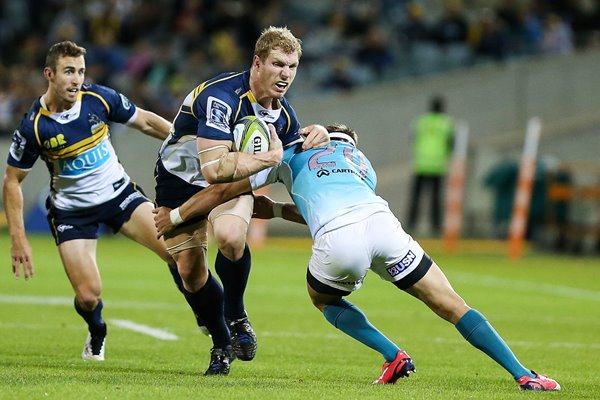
[308, 210, 429, 293]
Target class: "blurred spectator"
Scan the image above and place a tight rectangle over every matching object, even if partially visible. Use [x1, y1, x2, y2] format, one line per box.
[541, 13, 574, 55]
[406, 94, 455, 236]
[355, 26, 394, 79]
[0, 0, 597, 138]
[432, 0, 469, 46]
[469, 8, 509, 62]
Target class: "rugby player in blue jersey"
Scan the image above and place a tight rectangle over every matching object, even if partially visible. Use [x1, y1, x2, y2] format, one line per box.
[154, 26, 329, 373]
[2, 41, 204, 368]
[153, 124, 560, 390]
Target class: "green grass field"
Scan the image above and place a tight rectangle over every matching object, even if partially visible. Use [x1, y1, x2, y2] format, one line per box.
[1, 235, 599, 399]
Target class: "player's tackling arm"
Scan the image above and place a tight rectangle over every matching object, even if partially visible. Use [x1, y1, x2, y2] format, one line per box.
[253, 194, 305, 224]
[2, 166, 35, 280]
[198, 124, 282, 184]
[153, 179, 253, 238]
[127, 108, 172, 140]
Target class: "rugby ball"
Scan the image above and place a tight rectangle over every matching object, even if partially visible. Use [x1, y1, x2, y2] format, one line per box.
[233, 116, 270, 154]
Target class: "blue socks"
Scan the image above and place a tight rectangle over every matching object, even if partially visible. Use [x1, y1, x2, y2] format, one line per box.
[215, 244, 251, 320]
[182, 272, 230, 348]
[456, 309, 534, 379]
[74, 298, 106, 337]
[323, 299, 399, 361]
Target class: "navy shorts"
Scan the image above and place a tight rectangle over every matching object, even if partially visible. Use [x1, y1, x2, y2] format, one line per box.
[46, 182, 150, 244]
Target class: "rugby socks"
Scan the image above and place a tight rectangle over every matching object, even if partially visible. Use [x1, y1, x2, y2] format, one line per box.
[74, 298, 107, 337]
[323, 299, 400, 361]
[167, 263, 206, 328]
[182, 272, 231, 348]
[455, 309, 534, 379]
[215, 244, 251, 319]
[167, 263, 185, 292]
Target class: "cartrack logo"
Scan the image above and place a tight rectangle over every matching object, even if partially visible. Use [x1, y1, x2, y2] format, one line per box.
[386, 250, 417, 277]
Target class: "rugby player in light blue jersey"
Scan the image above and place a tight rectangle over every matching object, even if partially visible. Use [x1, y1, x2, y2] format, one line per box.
[3, 41, 203, 367]
[153, 124, 560, 391]
[154, 26, 329, 374]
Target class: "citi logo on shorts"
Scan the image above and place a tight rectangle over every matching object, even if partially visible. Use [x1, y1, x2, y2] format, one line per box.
[387, 250, 417, 277]
[56, 224, 74, 232]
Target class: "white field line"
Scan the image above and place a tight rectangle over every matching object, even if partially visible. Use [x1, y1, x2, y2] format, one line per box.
[450, 272, 600, 302]
[109, 319, 178, 341]
[0, 294, 184, 310]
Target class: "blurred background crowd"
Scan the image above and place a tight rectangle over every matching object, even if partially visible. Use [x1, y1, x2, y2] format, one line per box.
[1, 0, 599, 136]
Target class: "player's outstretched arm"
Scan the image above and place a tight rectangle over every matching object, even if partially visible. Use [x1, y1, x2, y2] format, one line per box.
[3, 166, 35, 280]
[153, 179, 253, 238]
[198, 124, 282, 183]
[128, 108, 173, 140]
[300, 124, 330, 149]
[253, 195, 305, 224]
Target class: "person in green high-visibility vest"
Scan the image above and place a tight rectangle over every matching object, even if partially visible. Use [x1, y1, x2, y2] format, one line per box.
[406, 94, 454, 235]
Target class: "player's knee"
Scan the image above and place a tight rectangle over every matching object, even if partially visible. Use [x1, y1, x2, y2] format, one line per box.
[75, 292, 101, 311]
[174, 250, 209, 289]
[215, 233, 246, 261]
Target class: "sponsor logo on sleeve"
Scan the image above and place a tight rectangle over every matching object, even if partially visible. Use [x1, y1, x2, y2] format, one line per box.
[206, 96, 232, 133]
[9, 130, 26, 161]
[119, 94, 132, 110]
[386, 250, 417, 277]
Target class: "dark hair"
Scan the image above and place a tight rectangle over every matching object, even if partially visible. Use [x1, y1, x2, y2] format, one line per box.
[325, 123, 359, 145]
[45, 41, 86, 70]
[430, 94, 446, 113]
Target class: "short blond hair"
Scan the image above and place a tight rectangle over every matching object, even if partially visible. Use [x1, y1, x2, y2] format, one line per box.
[254, 26, 302, 61]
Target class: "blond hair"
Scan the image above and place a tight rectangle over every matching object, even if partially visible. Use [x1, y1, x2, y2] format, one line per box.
[254, 26, 302, 61]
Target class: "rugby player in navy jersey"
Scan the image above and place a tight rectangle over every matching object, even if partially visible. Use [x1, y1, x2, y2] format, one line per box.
[2, 41, 212, 371]
[154, 26, 329, 372]
[154, 124, 560, 390]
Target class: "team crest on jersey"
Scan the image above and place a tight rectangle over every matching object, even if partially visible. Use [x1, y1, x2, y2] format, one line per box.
[119, 93, 132, 110]
[206, 96, 231, 133]
[9, 129, 26, 161]
[88, 114, 105, 135]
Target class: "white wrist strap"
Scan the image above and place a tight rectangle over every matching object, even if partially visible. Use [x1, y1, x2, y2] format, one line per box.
[272, 202, 284, 218]
[170, 208, 184, 226]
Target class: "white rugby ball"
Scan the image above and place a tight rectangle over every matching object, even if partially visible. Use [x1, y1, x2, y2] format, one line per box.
[233, 116, 270, 154]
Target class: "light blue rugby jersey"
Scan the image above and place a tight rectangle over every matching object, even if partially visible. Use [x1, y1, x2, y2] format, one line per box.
[7, 83, 138, 210]
[250, 141, 390, 239]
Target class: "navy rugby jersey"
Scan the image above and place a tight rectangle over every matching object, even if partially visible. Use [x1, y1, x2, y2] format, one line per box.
[7, 83, 138, 210]
[156, 70, 301, 204]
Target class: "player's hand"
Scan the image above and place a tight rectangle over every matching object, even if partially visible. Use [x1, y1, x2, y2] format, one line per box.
[11, 237, 35, 280]
[252, 195, 275, 219]
[153, 206, 174, 238]
[300, 124, 329, 149]
[267, 124, 283, 162]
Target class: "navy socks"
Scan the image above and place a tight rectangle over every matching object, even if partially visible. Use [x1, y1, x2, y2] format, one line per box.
[74, 298, 106, 337]
[215, 244, 251, 320]
[182, 272, 230, 348]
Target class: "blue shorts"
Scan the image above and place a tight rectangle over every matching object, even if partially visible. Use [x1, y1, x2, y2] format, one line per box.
[46, 182, 150, 245]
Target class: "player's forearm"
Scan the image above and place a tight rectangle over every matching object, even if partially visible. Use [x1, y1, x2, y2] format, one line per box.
[232, 151, 281, 181]
[2, 178, 27, 240]
[131, 109, 172, 140]
[276, 202, 306, 224]
[201, 149, 281, 184]
[176, 179, 252, 223]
